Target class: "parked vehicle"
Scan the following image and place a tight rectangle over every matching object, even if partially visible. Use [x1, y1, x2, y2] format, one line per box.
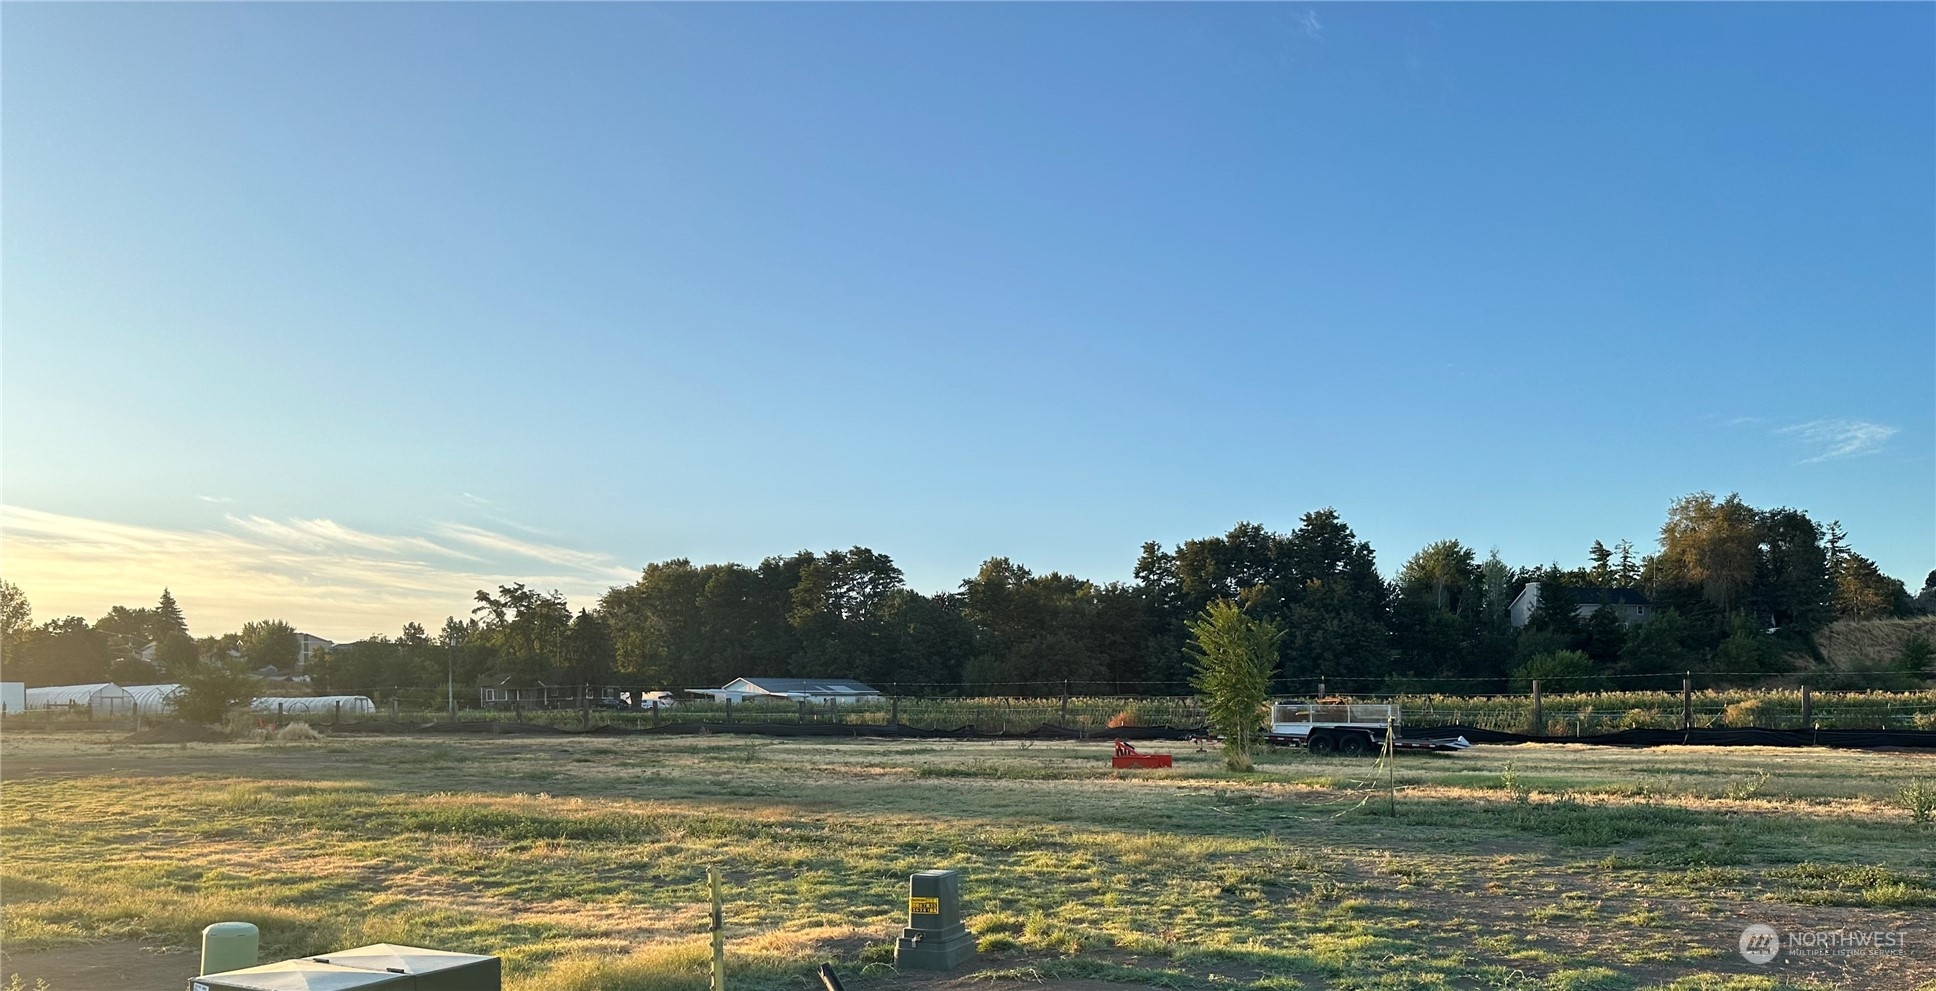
[1264, 700, 1469, 755]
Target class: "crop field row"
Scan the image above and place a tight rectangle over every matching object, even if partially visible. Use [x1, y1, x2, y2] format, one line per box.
[1, 731, 1933, 991]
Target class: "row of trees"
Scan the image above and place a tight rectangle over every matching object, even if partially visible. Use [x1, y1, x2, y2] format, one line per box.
[3, 492, 1931, 698]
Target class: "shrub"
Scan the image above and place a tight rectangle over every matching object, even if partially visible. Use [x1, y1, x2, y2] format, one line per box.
[174, 653, 261, 725]
[1898, 778, 1936, 827]
[1720, 699, 1764, 728]
[1107, 704, 1143, 729]
[1511, 650, 1604, 693]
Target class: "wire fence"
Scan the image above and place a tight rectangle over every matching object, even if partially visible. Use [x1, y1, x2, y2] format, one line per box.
[10, 689, 1932, 734]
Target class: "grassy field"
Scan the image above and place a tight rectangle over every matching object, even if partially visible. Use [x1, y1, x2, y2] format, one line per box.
[2, 731, 1933, 991]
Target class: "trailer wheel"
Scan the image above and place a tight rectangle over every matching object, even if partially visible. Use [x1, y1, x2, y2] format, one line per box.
[1339, 732, 1370, 757]
[1307, 732, 1337, 756]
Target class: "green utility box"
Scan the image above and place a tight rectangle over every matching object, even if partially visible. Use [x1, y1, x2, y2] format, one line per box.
[190, 960, 412, 991]
[309, 944, 501, 990]
[894, 869, 976, 971]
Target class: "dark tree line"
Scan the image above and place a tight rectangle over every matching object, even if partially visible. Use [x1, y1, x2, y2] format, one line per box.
[3, 493, 1930, 697]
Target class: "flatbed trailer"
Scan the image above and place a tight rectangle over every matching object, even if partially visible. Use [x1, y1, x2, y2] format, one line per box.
[1262, 701, 1470, 755]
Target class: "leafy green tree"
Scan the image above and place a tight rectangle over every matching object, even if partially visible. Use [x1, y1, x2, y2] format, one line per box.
[601, 559, 717, 688]
[562, 610, 616, 685]
[1398, 540, 1478, 613]
[1751, 508, 1833, 633]
[1895, 635, 1932, 678]
[960, 557, 1111, 694]
[1710, 616, 1786, 683]
[173, 649, 260, 725]
[9, 617, 114, 687]
[1528, 571, 1583, 641]
[1187, 600, 1282, 772]
[873, 590, 979, 693]
[1511, 649, 1602, 693]
[1578, 600, 1628, 670]
[1659, 492, 1760, 613]
[154, 634, 200, 679]
[473, 583, 572, 684]
[1, 579, 31, 649]
[1832, 552, 1909, 620]
[1479, 550, 1515, 624]
[239, 620, 300, 671]
[1618, 609, 1699, 681]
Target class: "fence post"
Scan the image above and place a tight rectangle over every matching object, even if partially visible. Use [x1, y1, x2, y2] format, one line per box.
[1681, 674, 1693, 730]
[277, 702, 285, 727]
[514, 700, 523, 724]
[1060, 681, 1070, 727]
[726, 697, 734, 724]
[391, 698, 399, 721]
[1529, 680, 1543, 736]
[1800, 683, 1812, 728]
[708, 867, 726, 991]
[332, 700, 341, 724]
[581, 685, 591, 730]
[1318, 680, 1325, 698]
[799, 700, 808, 724]
[890, 696, 900, 731]
[651, 700, 660, 727]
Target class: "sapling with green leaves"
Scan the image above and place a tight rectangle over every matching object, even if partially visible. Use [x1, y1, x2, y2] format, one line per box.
[1186, 600, 1283, 772]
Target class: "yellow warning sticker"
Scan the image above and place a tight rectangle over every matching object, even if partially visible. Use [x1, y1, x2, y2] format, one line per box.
[909, 897, 941, 915]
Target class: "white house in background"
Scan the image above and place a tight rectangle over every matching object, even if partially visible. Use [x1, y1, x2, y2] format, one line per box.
[1, 682, 24, 715]
[690, 677, 882, 705]
[1509, 583, 1654, 628]
[25, 682, 136, 716]
[295, 632, 334, 669]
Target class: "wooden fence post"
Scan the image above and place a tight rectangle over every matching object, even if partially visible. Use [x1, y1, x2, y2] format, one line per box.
[1800, 683, 1812, 727]
[1529, 680, 1543, 736]
[1681, 674, 1693, 730]
[890, 696, 900, 731]
[1060, 681, 1070, 727]
[651, 700, 660, 727]
[709, 868, 726, 991]
[581, 685, 591, 730]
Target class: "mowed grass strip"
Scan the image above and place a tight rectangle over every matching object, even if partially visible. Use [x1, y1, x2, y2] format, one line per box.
[1, 734, 1931, 991]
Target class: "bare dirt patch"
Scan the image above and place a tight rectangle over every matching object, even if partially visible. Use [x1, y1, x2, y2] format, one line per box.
[2, 940, 199, 991]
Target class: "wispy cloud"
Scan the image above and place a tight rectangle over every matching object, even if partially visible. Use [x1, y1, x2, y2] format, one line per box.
[197, 495, 234, 504]
[1297, 9, 1323, 39]
[0, 506, 632, 640]
[432, 522, 634, 580]
[227, 515, 476, 559]
[1775, 419, 1899, 463]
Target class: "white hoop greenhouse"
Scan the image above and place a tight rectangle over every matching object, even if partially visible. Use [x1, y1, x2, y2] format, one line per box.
[249, 695, 375, 716]
[24, 683, 136, 716]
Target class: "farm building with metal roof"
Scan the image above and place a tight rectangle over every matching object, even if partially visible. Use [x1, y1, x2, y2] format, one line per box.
[691, 677, 881, 704]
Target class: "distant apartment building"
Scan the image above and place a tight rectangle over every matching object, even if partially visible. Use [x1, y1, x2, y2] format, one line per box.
[295, 632, 334, 669]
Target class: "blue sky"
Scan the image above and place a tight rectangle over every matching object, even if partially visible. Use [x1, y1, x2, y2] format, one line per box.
[4, 3, 1931, 639]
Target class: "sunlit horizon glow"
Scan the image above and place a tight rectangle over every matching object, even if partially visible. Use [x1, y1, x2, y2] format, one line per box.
[0, 505, 632, 642]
